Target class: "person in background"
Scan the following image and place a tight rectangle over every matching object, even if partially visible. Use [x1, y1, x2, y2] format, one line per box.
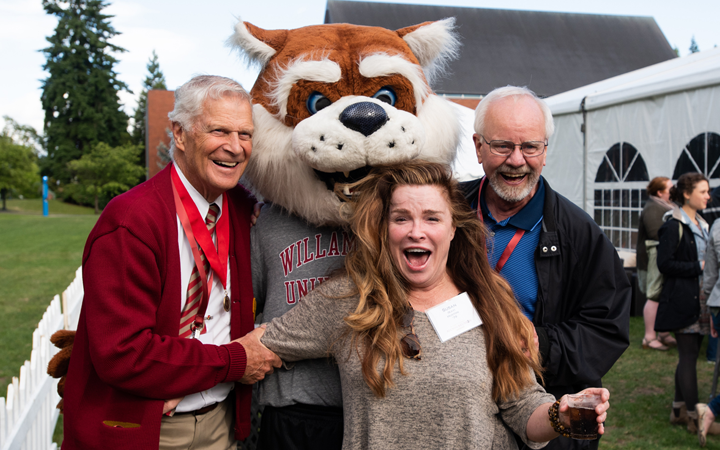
[699, 202, 720, 446]
[701, 186, 720, 226]
[702, 186, 720, 363]
[637, 176, 676, 350]
[656, 172, 711, 435]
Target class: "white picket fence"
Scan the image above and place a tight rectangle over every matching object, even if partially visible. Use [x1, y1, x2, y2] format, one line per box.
[0, 267, 84, 450]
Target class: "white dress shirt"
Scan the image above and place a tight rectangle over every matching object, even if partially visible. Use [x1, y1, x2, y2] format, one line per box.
[174, 164, 234, 413]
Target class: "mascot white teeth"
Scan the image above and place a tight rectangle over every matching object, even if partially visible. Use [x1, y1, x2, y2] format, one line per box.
[229, 18, 461, 225]
[229, 18, 462, 449]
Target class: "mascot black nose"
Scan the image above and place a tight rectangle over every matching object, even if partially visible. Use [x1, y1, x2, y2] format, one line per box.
[339, 102, 388, 137]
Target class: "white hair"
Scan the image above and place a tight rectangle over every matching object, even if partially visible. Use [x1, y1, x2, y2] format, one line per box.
[473, 86, 554, 139]
[168, 75, 252, 158]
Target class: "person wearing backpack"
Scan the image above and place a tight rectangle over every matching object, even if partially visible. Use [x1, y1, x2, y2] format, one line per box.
[656, 172, 711, 434]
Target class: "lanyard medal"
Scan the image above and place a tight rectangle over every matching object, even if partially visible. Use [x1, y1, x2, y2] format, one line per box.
[171, 165, 231, 338]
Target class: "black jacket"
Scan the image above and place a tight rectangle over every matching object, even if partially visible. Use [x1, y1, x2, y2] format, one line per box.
[655, 209, 705, 331]
[462, 177, 631, 395]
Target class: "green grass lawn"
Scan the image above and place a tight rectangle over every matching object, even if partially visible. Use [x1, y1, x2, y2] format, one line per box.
[3, 198, 98, 215]
[0, 203, 97, 395]
[0, 200, 98, 445]
[601, 317, 719, 449]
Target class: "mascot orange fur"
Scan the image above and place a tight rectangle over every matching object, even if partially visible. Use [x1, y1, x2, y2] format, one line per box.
[227, 18, 463, 448]
[229, 18, 461, 225]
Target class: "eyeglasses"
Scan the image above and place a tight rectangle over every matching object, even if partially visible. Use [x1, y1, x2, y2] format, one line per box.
[400, 307, 422, 360]
[480, 135, 547, 158]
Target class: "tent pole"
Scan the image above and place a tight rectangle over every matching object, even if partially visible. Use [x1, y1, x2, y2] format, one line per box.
[581, 96, 588, 213]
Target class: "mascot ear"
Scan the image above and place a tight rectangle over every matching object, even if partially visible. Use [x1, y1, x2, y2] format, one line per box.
[228, 20, 288, 67]
[396, 18, 460, 85]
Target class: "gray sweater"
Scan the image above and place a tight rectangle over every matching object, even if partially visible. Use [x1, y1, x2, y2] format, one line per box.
[251, 203, 348, 407]
[261, 277, 555, 450]
[703, 219, 720, 308]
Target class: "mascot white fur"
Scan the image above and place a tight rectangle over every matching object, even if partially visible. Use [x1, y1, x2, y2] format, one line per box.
[228, 18, 462, 448]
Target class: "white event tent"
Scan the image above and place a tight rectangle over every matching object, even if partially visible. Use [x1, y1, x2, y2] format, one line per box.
[542, 47, 720, 253]
[450, 101, 484, 182]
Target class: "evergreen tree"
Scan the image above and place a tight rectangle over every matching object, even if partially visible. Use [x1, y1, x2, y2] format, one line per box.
[131, 50, 167, 167]
[690, 36, 700, 54]
[41, 0, 131, 183]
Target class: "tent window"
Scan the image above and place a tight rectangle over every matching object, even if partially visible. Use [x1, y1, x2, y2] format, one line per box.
[593, 142, 649, 251]
[672, 132, 720, 180]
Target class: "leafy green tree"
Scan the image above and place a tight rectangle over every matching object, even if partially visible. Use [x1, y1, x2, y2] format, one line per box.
[132, 50, 167, 168]
[2, 116, 43, 154]
[67, 142, 144, 213]
[0, 135, 39, 211]
[41, 0, 131, 184]
[690, 36, 700, 54]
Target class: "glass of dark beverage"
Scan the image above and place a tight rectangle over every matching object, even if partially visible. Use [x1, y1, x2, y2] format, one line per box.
[566, 393, 601, 440]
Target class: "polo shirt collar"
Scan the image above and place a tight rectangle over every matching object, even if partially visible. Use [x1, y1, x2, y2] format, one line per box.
[480, 177, 545, 230]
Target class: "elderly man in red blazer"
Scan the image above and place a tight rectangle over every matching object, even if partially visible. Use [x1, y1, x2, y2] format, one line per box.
[61, 75, 281, 449]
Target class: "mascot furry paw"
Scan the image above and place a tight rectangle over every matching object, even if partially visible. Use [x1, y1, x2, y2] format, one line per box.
[229, 18, 463, 445]
[47, 329, 75, 413]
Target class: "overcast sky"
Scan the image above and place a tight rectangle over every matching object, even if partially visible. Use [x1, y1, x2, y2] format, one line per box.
[1, 0, 718, 134]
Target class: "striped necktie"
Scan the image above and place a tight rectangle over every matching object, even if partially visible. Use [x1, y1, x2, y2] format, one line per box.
[179, 203, 220, 338]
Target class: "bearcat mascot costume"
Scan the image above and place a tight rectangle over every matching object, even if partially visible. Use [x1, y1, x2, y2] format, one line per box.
[228, 18, 462, 449]
[48, 17, 462, 449]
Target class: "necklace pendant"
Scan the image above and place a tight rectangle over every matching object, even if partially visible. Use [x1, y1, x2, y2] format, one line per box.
[224, 294, 230, 312]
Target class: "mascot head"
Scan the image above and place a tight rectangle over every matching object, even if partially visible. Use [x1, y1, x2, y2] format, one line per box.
[229, 19, 461, 225]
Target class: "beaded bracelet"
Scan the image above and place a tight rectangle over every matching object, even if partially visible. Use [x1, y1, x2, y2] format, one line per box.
[548, 400, 571, 438]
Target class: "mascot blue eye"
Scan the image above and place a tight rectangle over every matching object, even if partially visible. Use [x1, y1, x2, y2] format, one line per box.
[307, 92, 332, 114]
[372, 87, 397, 106]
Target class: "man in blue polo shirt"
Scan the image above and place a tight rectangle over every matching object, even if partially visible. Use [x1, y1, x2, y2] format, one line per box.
[475, 177, 544, 320]
[463, 86, 631, 450]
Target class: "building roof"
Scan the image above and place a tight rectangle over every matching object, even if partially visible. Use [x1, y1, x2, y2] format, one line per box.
[546, 46, 720, 114]
[324, 0, 677, 97]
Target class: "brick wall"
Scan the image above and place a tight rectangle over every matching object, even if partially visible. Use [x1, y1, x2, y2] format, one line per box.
[146, 90, 175, 179]
[447, 97, 480, 110]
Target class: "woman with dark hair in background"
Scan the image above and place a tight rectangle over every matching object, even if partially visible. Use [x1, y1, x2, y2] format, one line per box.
[638, 176, 675, 350]
[656, 172, 710, 433]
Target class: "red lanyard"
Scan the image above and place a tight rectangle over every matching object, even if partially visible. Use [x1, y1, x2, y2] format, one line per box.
[171, 165, 230, 332]
[476, 177, 525, 272]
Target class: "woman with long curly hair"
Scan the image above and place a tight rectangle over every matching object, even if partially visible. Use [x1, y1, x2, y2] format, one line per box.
[656, 172, 711, 435]
[252, 161, 609, 449]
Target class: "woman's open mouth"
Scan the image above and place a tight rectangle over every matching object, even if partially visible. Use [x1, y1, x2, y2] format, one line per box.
[404, 248, 430, 267]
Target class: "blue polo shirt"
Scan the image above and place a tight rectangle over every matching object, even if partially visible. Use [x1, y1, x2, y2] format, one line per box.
[472, 178, 545, 320]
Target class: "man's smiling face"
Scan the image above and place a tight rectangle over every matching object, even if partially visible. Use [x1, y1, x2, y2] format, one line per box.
[473, 95, 546, 204]
[172, 95, 254, 202]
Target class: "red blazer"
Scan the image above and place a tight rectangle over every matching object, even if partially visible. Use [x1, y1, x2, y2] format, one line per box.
[62, 164, 256, 449]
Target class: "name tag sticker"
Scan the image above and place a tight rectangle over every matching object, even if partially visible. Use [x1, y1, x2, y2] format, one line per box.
[426, 292, 482, 343]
